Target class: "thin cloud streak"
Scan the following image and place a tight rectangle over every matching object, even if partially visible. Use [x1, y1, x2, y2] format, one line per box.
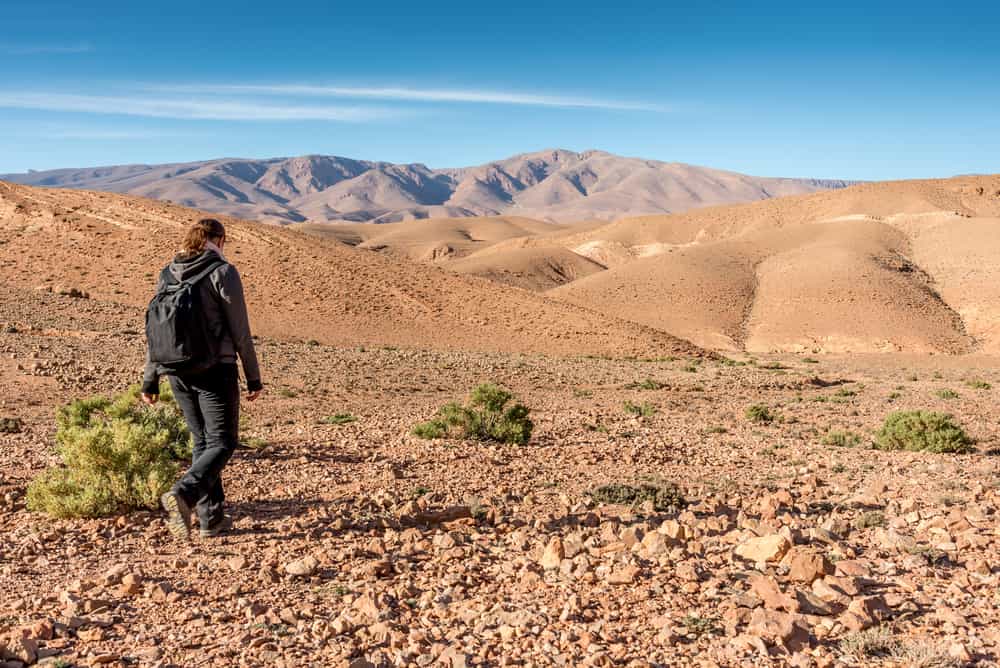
[155, 83, 667, 112]
[0, 92, 400, 121]
[1, 43, 93, 55]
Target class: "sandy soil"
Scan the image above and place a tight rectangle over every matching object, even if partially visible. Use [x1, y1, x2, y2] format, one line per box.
[1, 182, 998, 668]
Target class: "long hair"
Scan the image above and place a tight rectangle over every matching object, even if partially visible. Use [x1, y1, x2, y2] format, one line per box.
[181, 218, 226, 256]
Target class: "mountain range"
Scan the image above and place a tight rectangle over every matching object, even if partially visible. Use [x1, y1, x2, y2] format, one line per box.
[2, 149, 853, 224]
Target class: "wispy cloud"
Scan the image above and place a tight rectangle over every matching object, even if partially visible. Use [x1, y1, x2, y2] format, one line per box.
[152, 83, 666, 112]
[0, 92, 398, 121]
[0, 82, 664, 127]
[1, 43, 93, 55]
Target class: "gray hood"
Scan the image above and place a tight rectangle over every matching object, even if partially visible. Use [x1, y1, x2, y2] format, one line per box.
[169, 249, 225, 283]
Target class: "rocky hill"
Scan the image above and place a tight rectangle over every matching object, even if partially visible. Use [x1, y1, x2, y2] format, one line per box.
[2, 149, 852, 224]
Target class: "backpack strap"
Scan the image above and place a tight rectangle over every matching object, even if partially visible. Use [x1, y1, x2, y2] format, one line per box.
[184, 260, 228, 288]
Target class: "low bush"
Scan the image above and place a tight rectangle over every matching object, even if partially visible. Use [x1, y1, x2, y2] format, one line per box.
[412, 383, 533, 445]
[324, 413, 357, 426]
[745, 404, 777, 424]
[624, 401, 657, 417]
[680, 614, 720, 637]
[855, 510, 887, 529]
[625, 378, 666, 391]
[591, 481, 686, 512]
[840, 627, 960, 666]
[26, 384, 190, 518]
[823, 430, 863, 448]
[839, 626, 897, 661]
[241, 436, 268, 450]
[874, 411, 973, 454]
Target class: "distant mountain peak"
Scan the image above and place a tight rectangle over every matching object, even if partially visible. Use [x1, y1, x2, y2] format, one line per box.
[2, 150, 852, 225]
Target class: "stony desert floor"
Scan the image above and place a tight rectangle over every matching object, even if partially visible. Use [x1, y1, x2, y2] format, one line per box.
[1, 287, 999, 668]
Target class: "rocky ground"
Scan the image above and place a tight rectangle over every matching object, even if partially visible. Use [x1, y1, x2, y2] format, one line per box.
[1, 287, 999, 667]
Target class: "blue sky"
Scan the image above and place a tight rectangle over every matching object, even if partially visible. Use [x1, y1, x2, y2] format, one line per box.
[1, 0, 998, 179]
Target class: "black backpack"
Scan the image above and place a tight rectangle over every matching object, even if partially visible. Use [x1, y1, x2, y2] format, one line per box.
[145, 260, 226, 375]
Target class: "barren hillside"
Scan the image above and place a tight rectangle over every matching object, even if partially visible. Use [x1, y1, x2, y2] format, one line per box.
[536, 176, 1000, 354]
[280, 175, 1000, 355]
[0, 181, 700, 359]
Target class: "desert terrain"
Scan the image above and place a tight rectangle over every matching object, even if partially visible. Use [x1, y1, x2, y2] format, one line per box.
[1, 178, 999, 668]
[302, 176, 1000, 356]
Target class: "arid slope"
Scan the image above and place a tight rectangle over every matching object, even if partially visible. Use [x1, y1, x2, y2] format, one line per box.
[546, 176, 1000, 354]
[292, 216, 561, 263]
[0, 181, 699, 359]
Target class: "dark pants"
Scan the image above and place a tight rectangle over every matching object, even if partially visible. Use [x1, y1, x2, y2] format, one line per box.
[168, 363, 240, 529]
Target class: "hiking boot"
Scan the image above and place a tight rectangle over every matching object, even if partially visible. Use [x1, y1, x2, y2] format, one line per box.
[200, 515, 233, 538]
[160, 490, 192, 541]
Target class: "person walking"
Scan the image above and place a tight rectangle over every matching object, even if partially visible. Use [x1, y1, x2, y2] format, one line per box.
[141, 218, 263, 540]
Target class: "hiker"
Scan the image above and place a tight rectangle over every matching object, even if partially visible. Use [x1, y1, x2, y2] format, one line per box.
[140, 218, 263, 540]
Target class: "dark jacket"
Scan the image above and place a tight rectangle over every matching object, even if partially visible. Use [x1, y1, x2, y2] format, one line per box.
[142, 249, 262, 394]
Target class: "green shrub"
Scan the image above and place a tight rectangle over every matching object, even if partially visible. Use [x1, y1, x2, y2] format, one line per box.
[412, 383, 533, 445]
[241, 436, 268, 450]
[27, 384, 190, 518]
[759, 361, 788, 370]
[935, 389, 959, 400]
[874, 411, 973, 454]
[823, 430, 863, 448]
[855, 510, 887, 529]
[680, 614, 720, 637]
[324, 413, 357, 426]
[966, 379, 991, 390]
[623, 401, 657, 417]
[591, 482, 686, 511]
[625, 378, 665, 391]
[745, 404, 777, 424]
[412, 420, 448, 440]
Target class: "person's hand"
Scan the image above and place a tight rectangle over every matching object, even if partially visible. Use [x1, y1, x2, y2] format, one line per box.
[246, 389, 262, 402]
[141, 393, 158, 405]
